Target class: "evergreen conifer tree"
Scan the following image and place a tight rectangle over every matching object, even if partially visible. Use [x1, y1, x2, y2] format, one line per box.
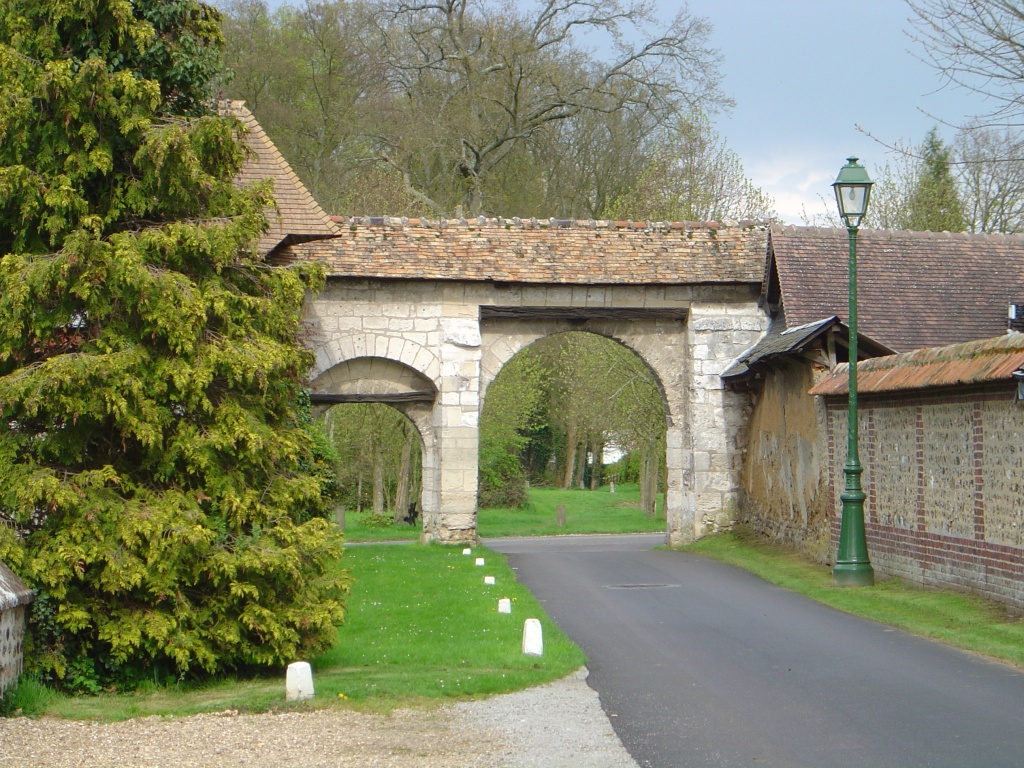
[0, 0, 347, 690]
[907, 128, 967, 232]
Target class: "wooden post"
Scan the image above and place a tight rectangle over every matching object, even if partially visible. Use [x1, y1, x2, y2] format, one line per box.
[556, 504, 566, 527]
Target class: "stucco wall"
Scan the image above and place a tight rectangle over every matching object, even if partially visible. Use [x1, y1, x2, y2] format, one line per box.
[740, 361, 832, 562]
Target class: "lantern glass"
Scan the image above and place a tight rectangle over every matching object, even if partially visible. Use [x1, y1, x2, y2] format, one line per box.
[832, 157, 873, 228]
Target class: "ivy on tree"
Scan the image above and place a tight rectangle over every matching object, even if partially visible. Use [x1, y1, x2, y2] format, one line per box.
[0, 0, 347, 690]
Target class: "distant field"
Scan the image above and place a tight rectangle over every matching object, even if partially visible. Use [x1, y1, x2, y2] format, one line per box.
[342, 483, 665, 542]
[477, 484, 664, 538]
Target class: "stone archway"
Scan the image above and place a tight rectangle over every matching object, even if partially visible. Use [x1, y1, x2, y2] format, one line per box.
[309, 356, 445, 539]
[479, 327, 670, 518]
[480, 315, 691, 542]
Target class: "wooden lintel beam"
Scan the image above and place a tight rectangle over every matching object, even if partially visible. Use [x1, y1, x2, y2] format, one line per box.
[310, 392, 435, 404]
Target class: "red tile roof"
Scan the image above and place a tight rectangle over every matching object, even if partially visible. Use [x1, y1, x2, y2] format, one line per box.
[278, 217, 768, 285]
[768, 225, 1024, 352]
[809, 333, 1024, 396]
[226, 101, 338, 254]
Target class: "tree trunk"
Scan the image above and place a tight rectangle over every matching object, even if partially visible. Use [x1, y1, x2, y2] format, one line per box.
[562, 425, 577, 489]
[372, 452, 384, 516]
[590, 438, 604, 490]
[640, 445, 659, 520]
[394, 424, 413, 524]
[575, 443, 586, 489]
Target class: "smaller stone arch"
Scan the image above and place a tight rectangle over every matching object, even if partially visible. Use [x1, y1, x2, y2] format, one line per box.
[311, 356, 437, 401]
[312, 334, 441, 387]
[310, 357, 446, 543]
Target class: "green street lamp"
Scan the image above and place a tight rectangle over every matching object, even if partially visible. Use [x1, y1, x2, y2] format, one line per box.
[832, 157, 875, 587]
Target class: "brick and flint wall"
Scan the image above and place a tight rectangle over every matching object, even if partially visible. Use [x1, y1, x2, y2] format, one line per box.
[823, 385, 1024, 609]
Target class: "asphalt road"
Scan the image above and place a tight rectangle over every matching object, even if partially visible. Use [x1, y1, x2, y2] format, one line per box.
[486, 534, 1024, 768]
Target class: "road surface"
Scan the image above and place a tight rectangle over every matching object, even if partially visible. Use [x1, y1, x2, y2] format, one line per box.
[486, 534, 1024, 768]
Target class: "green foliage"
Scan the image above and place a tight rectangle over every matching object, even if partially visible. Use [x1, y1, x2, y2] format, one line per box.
[0, 0, 348, 691]
[604, 113, 776, 222]
[220, 0, 731, 217]
[907, 127, 967, 232]
[323, 403, 421, 517]
[478, 348, 548, 508]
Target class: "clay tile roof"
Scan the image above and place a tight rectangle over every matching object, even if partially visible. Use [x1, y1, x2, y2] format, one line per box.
[768, 225, 1024, 352]
[809, 332, 1024, 396]
[224, 101, 338, 254]
[277, 218, 769, 285]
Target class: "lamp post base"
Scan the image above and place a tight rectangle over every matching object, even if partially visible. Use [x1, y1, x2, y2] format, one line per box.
[833, 561, 875, 587]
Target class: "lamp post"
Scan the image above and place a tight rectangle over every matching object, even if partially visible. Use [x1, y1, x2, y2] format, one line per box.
[832, 157, 875, 587]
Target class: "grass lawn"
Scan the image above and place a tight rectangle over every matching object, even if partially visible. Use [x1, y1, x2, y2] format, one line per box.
[4, 543, 584, 721]
[687, 527, 1024, 669]
[343, 483, 665, 542]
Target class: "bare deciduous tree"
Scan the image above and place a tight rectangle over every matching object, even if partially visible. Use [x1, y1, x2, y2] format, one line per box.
[907, 0, 1024, 128]
[370, 0, 730, 215]
[954, 124, 1024, 233]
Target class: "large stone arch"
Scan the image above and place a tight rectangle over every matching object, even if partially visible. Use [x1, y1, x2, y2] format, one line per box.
[302, 277, 767, 546]
[480, 316, 693, 542]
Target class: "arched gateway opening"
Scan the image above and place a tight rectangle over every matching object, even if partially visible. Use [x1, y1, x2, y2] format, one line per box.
[479, 331, 668, 525]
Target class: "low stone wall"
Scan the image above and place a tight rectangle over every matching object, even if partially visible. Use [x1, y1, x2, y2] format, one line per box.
[0, 562, 32, 698]
[822, 385, 1024, 609]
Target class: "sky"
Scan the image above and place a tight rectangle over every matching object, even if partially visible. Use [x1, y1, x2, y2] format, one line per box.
[256, 0, 990, 223]
[679, 0, 987, 223]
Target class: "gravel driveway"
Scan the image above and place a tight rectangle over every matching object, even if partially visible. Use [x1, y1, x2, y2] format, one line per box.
[0, 668, 639, 768]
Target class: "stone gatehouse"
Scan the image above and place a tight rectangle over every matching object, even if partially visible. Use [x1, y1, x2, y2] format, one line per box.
[232, 102, 772, 545]
[284, 220, 768, 545]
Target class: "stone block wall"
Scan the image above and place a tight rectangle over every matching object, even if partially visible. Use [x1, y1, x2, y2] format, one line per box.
[823, 386, 1024, 609]
[308, 277, 766, 544]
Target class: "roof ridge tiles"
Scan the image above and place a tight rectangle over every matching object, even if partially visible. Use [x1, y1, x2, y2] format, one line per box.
[771, 222, 1024, 244]
[329, 215, 771, 232]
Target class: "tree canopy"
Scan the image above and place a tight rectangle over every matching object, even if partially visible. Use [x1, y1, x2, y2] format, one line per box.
[0, 0, 347, 691]
[908, 0, 1024, 129]
[218, 0, 768, 220]
[906, 128, 967, 232]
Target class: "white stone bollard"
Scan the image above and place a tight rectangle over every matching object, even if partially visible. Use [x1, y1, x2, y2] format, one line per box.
[484, 576, 495, 585]
[286, 661, 315, 701]
[522, 619, 543, 656]
[463, 548, 472, 555]
[498, 597, 512, 614]
[475, 557, 485, 566]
